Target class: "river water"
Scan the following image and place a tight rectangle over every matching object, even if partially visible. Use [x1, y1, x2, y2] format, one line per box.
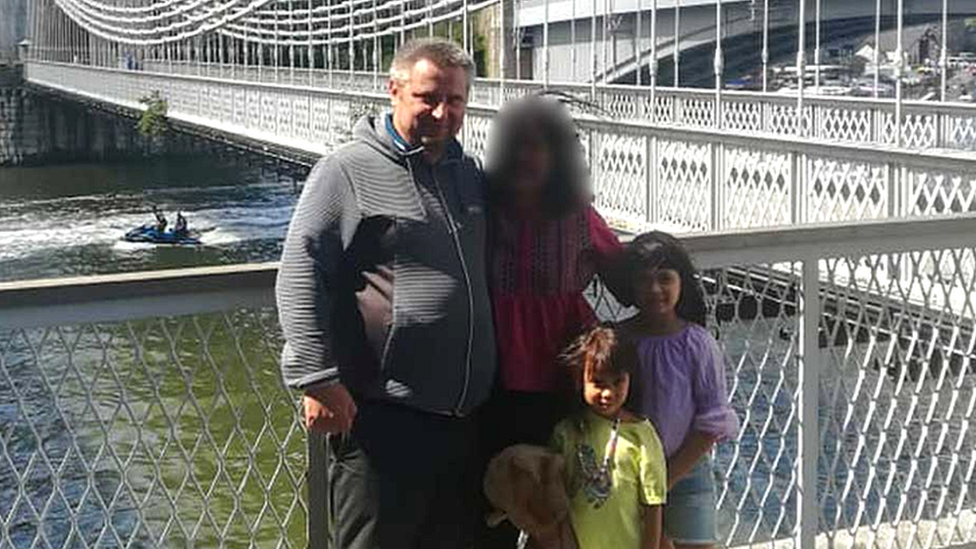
[1, 157, 310, 547]
[0, 156, 303, 282]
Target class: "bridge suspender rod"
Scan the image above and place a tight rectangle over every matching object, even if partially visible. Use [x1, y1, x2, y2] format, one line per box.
[635, 0, 641, 87]
[895, 0, 904, 149]
[714, 0, 722, 130]
[464, 0, 470, 61]
[590, 0, 596, 95]
[516, 0, 521, 81]
[308, 0, 313, 75]
[543, 0, 549, 87]
[797, 0, 806, 139]
[373, 0, 378, 87]
[814, 0, 821, 89]
[762, 0, 769, 92]
[327, 0, 332, 87]
[289, 0, 295, 82]
[672, 0, 679, 87]
[351, 0, 356, 77]
[498, 0, 504, 92]
[570, 0, 576, 82]
[873, 0, 881, 98]
[649, 0, 656, 122]
[274, 2, 279, 81]
[601, 0, 608, 90]
[941, 0, 948, 102]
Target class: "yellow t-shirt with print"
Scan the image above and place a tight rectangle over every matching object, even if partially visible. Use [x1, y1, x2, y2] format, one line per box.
[551, 411, 667, 549]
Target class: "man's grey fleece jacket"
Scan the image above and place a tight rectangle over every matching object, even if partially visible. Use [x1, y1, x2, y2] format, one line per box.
[275, 114, 497, 417]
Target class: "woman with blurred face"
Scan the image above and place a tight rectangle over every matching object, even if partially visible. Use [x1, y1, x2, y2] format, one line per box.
[478, 95, 628, 545]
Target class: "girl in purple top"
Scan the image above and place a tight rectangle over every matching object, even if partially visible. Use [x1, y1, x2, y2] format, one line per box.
[618, 231, 739, 549]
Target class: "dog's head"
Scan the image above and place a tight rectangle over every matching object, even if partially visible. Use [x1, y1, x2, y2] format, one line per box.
[484, 444, 571, 538]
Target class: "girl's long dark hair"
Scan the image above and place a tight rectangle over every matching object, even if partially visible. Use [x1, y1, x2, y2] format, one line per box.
[484, 93, 591, 217]
[621, 231, 708, 327]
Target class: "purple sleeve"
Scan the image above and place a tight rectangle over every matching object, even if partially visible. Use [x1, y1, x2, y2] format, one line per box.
[690, 328, 739, 441]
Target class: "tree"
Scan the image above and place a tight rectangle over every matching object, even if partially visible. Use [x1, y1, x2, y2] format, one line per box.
[137, 91, 168, 138]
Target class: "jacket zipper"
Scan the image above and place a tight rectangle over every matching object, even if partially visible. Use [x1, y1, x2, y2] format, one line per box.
[431, 167, 474, 417]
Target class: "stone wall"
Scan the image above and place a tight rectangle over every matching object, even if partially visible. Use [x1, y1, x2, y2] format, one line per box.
[0, 66, 43, 165]
[0, 66, 211, 166]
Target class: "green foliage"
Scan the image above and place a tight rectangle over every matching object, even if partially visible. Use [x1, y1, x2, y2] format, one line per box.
[137, 91, 169, 138]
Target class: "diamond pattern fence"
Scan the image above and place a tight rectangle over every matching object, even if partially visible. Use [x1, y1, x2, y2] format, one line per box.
[817, 247, 976, 549]
[32, 60, 976, 155]
[908, 170, 976, 218]
[0, 309, 307, 548]
[723, 146, 793, 229]
[806, 157, 889, 223]
[4, 215, 976, 549]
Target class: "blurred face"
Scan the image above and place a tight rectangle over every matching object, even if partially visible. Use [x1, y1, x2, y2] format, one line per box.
[513, 129, 552, 200]
[389, 58, 468, 158]
[583, 368, 630, 419]
[634, 267, 682, 320]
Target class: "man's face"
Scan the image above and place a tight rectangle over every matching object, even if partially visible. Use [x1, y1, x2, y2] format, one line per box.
[389, 58, 469, 153]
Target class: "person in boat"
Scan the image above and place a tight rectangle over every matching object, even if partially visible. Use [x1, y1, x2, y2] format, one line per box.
[152, 206, 168, 233]
[175, 212, 188, 238]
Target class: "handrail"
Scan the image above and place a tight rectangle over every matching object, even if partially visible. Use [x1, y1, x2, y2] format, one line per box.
[0, 262, 277, 329]
[681, 212, 976, 268]
[4, 214, 975, 328]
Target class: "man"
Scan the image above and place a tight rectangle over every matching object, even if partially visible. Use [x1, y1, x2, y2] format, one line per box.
[276, 38, 496, 548]
[152, 206, 167, 233]
[174, 212, 188, 238]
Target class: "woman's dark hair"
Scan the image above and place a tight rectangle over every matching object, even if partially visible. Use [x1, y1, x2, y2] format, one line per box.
[484, 94, 590, 217]
[622, 231, 708, 327]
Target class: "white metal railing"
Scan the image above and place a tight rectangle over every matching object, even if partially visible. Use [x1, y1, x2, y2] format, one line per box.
[138, 60, 976, 154]
[3, 214, 976, 548]
[26, 60, 976, 235]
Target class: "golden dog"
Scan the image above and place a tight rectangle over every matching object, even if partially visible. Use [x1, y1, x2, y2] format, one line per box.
[484, 444, 579, 549]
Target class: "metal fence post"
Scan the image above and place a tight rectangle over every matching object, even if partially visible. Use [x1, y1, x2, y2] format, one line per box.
[590, 128, 600, 201]
[790, 150, 802, 225]
[797, 256, 822, 549]
[710, 141, 724, 231]
[308, 430, 329, 549]
[887, 161, 900, 219]
[890, 161, 911, 287]
[646, 133, 657, 226]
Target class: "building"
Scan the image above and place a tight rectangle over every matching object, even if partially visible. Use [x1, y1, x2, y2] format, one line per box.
[0, 0, 27, 64]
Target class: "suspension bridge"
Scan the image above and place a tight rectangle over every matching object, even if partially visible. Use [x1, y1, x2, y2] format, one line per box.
[5, 0, 976, 547]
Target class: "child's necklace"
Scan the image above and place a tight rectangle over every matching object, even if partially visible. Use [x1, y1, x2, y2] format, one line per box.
[577, 415, 622, 507]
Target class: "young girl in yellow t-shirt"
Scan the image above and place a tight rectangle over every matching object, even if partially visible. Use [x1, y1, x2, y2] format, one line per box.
[551, 326, 668, 549]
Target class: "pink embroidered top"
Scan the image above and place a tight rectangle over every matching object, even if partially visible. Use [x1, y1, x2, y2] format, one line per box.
[490, 205, 624, 393]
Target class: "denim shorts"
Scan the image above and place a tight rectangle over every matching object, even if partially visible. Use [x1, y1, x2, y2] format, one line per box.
[664, 457, 718, 545]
